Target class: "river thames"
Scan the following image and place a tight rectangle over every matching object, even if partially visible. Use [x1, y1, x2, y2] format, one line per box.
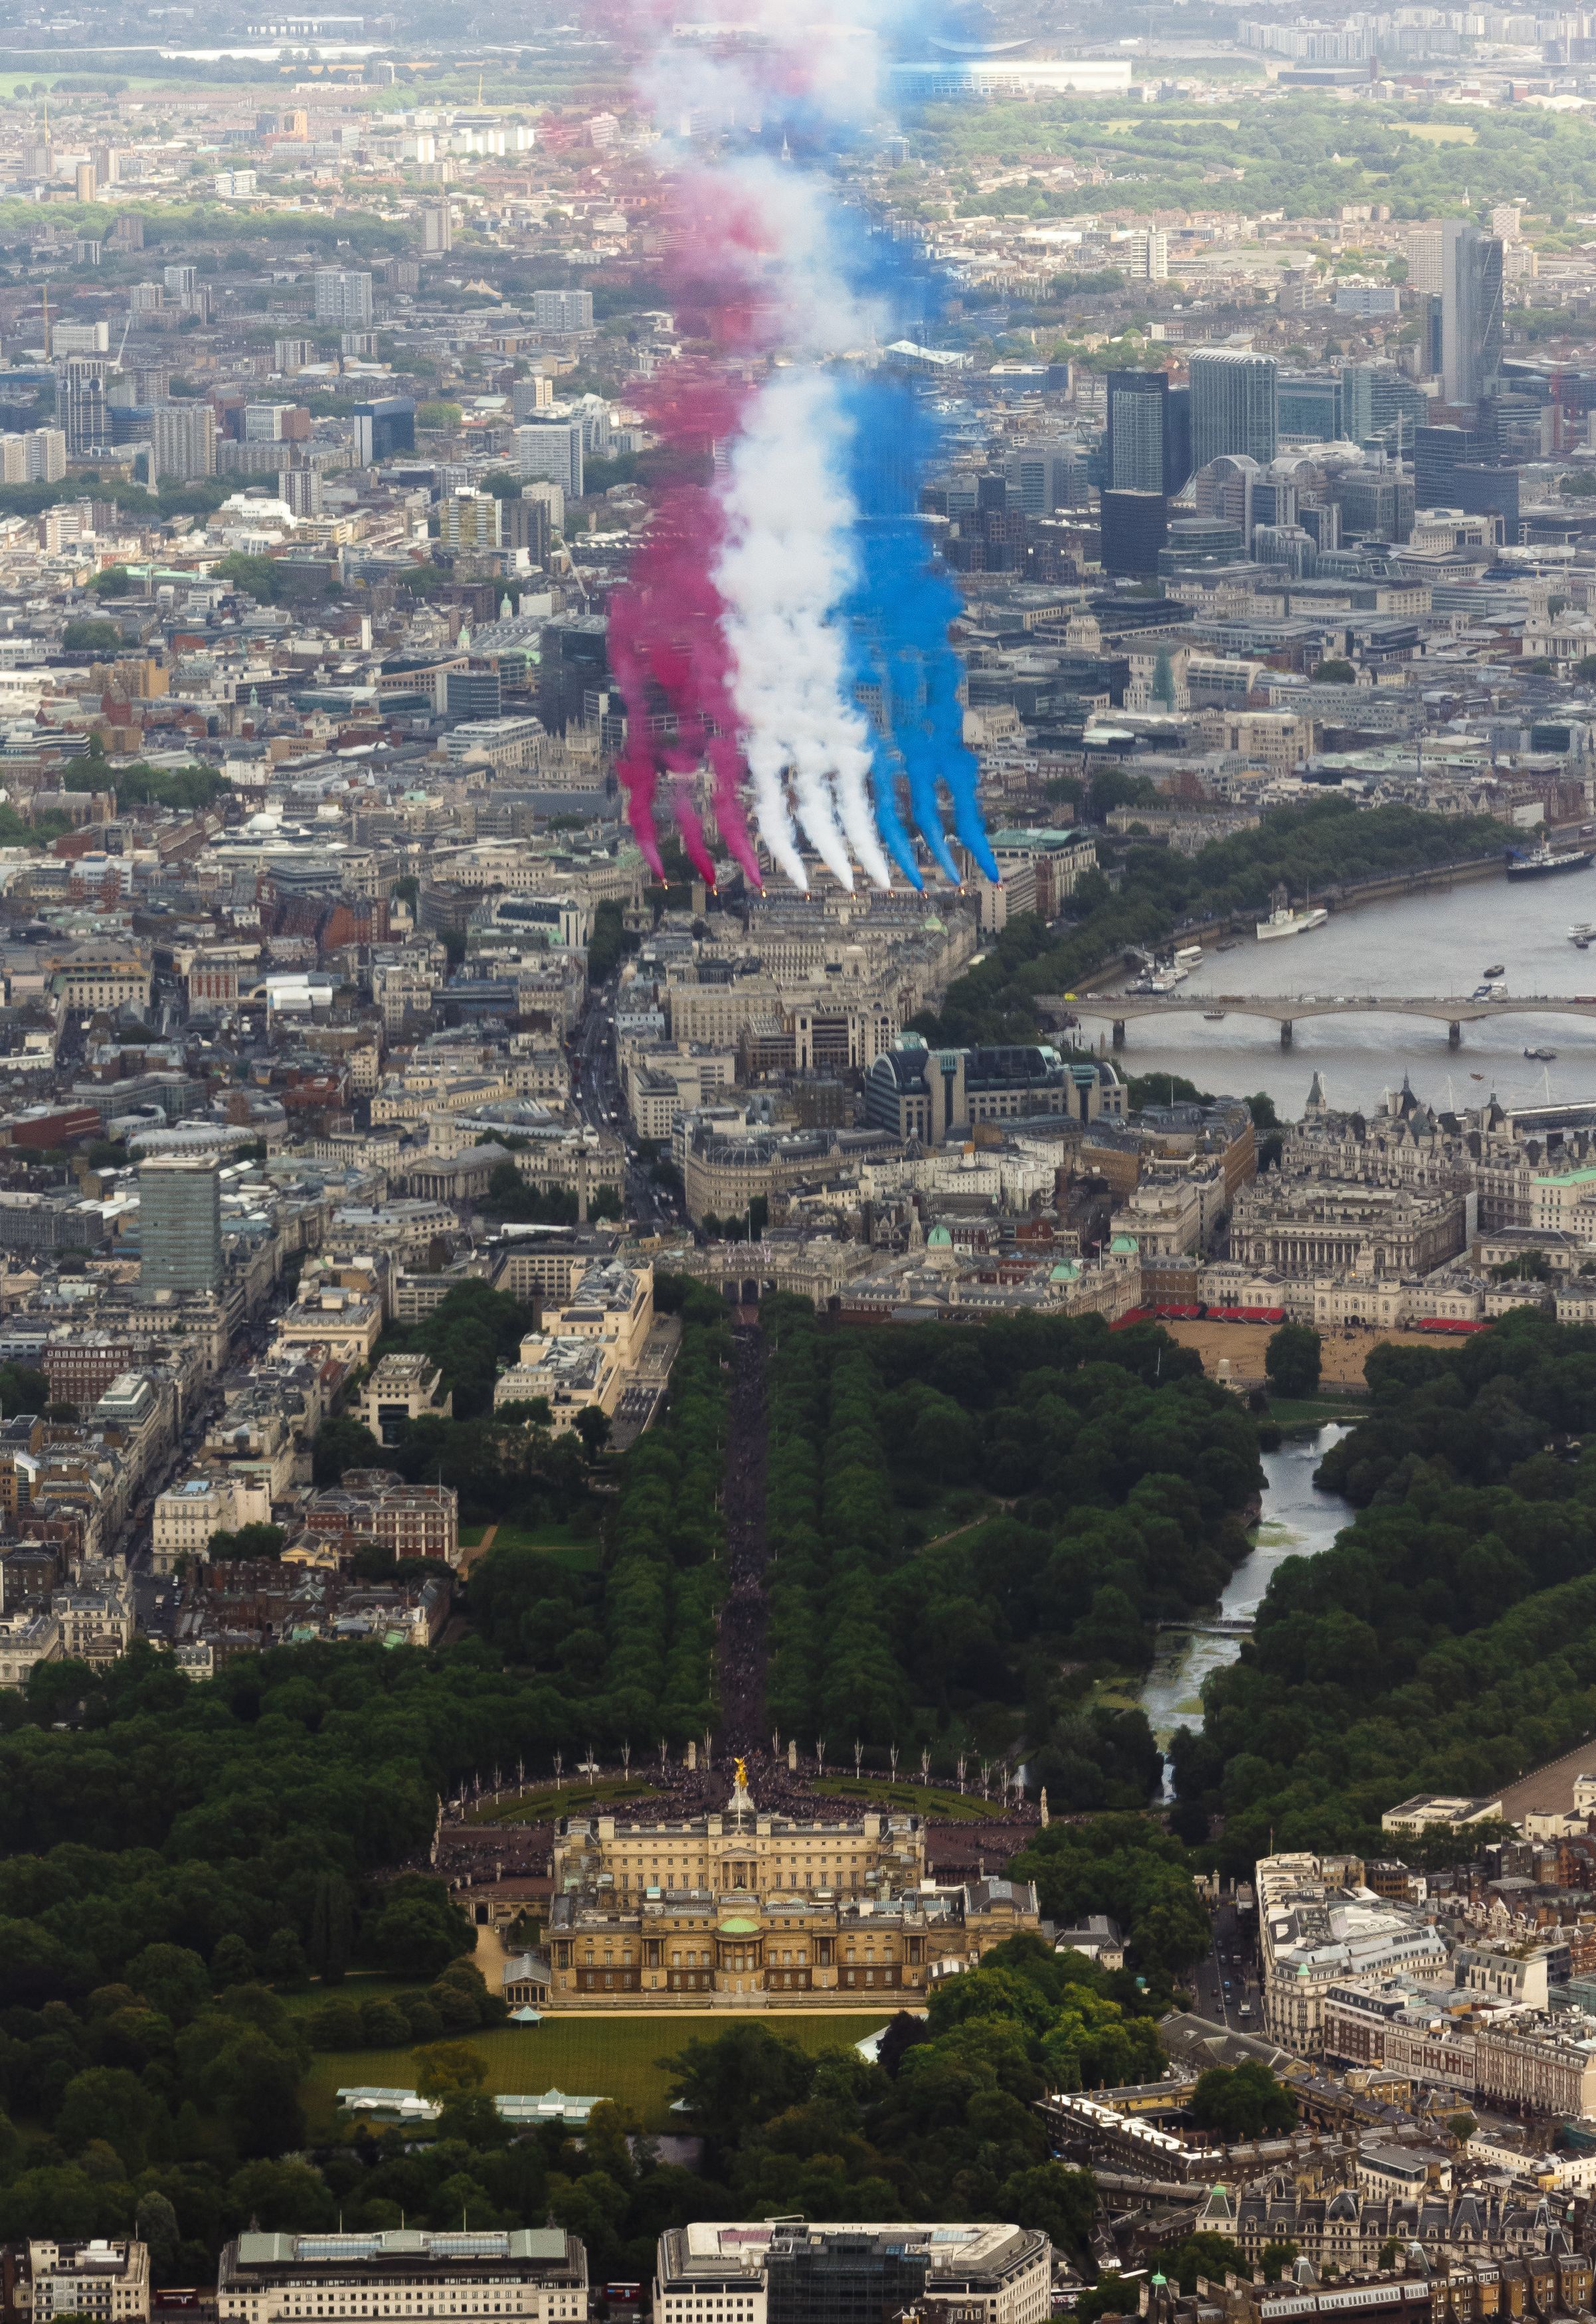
[1069, 869, 1596, 1114]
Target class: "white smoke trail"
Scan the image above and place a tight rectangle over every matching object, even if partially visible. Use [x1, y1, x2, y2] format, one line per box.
[743, 736, 812, 893]
[715, 367, 893, 892]
[635, 8, 889, 142]
[628, 1, 927, 888]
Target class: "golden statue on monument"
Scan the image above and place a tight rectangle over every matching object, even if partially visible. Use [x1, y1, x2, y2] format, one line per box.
[734, 1755, 749, 1790]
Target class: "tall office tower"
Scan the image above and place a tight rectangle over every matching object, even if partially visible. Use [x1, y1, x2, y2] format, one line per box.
[512, 375, 555, 420]
[1342, 361, 1431, 451]
[1441, 222, 1504, 409]
[278, 465, 323, 517]
[58, 358, 109, 454]
[164, 263, 198, 297]
[515, 418, 584, 498]
[1407, 223, 1444, 293]
[532, 288, 594, 334]
[23, 428, 65, 481]
[1105, 370, 1192, 495]
[501, 493, 551, 564]
[1117, 228, 1168, 282]
[1099, 488, 1169, 578]
[149, 401, 217, 480]
[421, 203, 452, 254]
[139, 1156, 222, 1293]
[313, 267, 374, 328]
[1190, 350, 1277, 471]
[539, 613, 609, 734]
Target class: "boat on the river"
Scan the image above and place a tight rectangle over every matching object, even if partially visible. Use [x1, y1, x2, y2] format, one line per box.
[1506, 843, 1595, 880]
[1257, 899, 1328, 941]
[1484, 963, 1505, 979]
[1526, 1045, 1558, 1061]
[1203, 1011, 1227, 1021]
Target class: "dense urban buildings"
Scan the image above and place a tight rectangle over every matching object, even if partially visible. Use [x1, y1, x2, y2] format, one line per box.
[13, 0, 1596, 2291]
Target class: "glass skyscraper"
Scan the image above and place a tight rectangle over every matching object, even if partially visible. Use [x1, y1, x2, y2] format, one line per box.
[1189, 349, 1278, 471]
[1105, 370, 1191, 495]
[1441, 223, 1504, 408]
[139, 1155, 222, 1293]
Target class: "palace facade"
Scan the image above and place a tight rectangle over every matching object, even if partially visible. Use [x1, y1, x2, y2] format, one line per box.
[544, 1768, 1039, 2009]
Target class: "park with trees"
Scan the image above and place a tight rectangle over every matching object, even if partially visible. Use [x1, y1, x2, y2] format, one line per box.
[1172, 1313, 1596, 1863]
[759, 1293, 1263, 1801]
[5, 1274, 1583, 2266]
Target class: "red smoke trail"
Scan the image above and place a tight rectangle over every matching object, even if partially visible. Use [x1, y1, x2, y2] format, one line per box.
[608, 196, 771, 886]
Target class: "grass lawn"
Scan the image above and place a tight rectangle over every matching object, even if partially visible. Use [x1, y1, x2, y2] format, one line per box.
[1264, 1395, 1370, 1432]
[468, 1778, 658, 1826]
[476, 1523, 600, 1570]
[818, 1775, 1014, 1819]
[304, 2013, 893, 2135]
[492, 1523, 588, 1550]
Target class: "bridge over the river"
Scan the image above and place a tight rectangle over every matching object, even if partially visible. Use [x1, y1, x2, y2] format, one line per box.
[1043, 993, 1596, 1048]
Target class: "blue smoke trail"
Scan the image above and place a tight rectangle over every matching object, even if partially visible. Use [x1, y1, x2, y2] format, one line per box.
[828, 209, 940, 342]
[840, 371, 999, 886]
